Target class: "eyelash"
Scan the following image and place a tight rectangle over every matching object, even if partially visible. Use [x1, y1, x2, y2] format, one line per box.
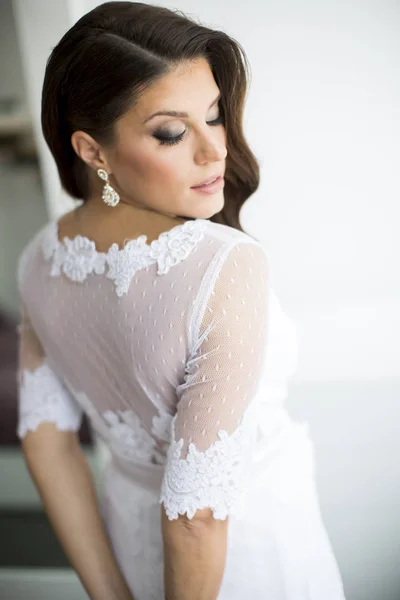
[154, 115, 225, 146]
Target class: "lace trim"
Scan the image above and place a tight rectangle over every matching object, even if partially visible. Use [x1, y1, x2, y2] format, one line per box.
[160, 405, 259, 520]
[17, 363, 83, 438]
[42, 219, 207, 296]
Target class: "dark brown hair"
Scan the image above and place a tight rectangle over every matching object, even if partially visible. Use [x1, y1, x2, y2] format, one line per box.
[41, 1, 260, 233]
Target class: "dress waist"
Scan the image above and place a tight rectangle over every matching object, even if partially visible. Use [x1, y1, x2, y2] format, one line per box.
[103, 407, 314, 498]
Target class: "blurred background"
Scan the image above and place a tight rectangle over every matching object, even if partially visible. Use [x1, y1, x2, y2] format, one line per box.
[0, 0, 398, 599]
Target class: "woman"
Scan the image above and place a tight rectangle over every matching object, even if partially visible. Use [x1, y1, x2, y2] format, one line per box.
[16, 2, 347, 599]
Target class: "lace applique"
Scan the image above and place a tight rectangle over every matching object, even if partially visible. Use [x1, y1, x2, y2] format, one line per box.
[72, 390, 171, 465]
[17, 363, 83, 439]
[147, 222, 206, 276]
[160, 404, 259, 520]
[42, 224, 107, 282]
[42, 219, 207, 296]
[106, 237, 153, 296]
[103, 410, 158, 463]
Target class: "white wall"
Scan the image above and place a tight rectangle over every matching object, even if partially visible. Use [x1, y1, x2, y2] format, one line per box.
[10, 1, 400, 599]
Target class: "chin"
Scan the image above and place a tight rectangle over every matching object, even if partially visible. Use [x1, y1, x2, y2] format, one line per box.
[176, 194, 224, 221]
[206, 197, 225, 219]
[194, 197, 225, 220]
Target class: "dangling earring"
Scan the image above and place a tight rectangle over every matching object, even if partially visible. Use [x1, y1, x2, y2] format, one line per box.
[97, 169, 120, 207]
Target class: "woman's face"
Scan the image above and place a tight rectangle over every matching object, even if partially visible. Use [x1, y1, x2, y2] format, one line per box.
[104, 57, 227, 220]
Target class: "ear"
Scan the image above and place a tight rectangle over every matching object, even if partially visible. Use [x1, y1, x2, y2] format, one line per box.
[70, 130, 111, 173]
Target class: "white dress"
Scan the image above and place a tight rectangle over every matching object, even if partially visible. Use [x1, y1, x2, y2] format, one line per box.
[16, 216, 346, 599]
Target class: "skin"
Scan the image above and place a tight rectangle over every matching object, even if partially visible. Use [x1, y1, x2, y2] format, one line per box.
[46, 56, 229, 598]
[62, 56, 228, 250]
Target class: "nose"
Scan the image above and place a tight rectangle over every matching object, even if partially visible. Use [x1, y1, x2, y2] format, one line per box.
[195, 128, 227, 164]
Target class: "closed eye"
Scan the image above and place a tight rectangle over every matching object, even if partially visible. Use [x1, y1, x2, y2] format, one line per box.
[154, 115, 225, 147]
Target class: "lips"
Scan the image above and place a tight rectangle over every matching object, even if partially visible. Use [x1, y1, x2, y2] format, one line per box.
[192, 174, 223, 188]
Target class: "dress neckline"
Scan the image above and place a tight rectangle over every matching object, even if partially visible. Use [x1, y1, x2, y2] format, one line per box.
[40, 217, 208, 296]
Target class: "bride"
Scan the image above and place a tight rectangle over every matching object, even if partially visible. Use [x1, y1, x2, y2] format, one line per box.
[17, 2, 347, 599]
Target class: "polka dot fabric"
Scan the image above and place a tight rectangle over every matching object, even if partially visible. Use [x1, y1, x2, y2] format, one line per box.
[173, 241, 269, 454]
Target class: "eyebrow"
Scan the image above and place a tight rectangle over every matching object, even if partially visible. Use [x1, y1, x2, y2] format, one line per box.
[142, 92, 221, 125]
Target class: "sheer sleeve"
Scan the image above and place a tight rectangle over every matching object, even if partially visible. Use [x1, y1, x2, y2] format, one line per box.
[17, 304, 83, 439]
[160, 240, 269, 520]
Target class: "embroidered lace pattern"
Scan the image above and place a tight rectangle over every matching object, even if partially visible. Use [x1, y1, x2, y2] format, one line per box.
[72, 390, 173, 466]
[160, 403, 259, 520]
[17, 362, 83, 438]
[42, 219, 207, 296]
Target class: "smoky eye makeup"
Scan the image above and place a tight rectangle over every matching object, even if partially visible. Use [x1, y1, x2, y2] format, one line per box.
[152, 128, 186, 146]
[152, 114, 225, 147]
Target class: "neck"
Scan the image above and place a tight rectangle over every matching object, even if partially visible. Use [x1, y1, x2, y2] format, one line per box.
[76, 197, 186, 226]
[66, 199, 190, 250]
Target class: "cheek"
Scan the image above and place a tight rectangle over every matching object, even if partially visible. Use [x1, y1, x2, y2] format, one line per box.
[115, 143, 187, 188]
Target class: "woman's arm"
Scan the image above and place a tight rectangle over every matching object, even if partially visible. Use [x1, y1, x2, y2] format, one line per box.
[22, 424, 134, 600]
[162, 507, 228, 600]
[159, 241, 270, 599]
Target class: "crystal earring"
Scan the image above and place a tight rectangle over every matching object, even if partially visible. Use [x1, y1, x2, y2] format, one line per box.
[97, 169, 120, 207]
